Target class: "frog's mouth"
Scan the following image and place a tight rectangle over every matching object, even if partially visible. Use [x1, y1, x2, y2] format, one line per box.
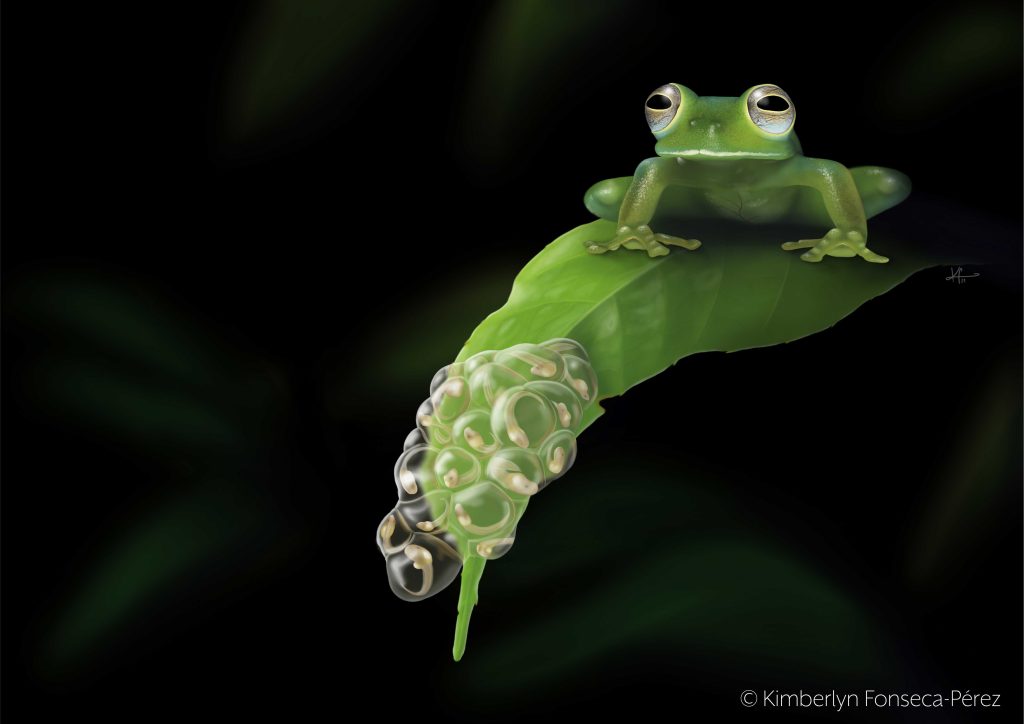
[661, 149, 789, 160]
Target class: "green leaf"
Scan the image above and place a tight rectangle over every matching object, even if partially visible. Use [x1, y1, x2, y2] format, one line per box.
[434, 216, 969, 660]
[457, 219, 946, 430]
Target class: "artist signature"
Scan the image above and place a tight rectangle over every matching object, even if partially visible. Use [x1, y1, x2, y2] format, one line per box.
[945, 266, 979, 285]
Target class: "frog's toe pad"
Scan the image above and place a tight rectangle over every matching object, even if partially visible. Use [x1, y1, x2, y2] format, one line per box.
[861, 250, 890, 263]
[799, 249, 825, 262]
[657, 234, 702, 251]
[584, 240, 610, 254]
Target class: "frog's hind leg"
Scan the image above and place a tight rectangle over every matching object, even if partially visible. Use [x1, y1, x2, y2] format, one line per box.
[850, 166, 911, 218]
[583, 177, 633, 221]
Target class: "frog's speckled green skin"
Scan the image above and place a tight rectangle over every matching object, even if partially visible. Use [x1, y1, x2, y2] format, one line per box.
[584, 83, 910, 263]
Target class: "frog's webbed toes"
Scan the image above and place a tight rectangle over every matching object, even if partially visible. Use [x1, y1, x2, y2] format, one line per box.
[784, 230, 889, 264]
[585, 225, 700, 258]
[622, 236, 669, 256]
[834, 230, 888, 262]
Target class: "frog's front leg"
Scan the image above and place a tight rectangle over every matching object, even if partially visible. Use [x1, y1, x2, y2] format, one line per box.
[773, 157, 888, 263]
[583, 158, 701, 258]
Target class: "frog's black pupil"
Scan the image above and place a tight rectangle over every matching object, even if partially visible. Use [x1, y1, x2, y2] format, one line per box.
[646, 94, 672, 110]
[756, 95, 790, 112]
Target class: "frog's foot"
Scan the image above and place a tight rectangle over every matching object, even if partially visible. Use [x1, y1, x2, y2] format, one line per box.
[781, 229, 888, 264]
[584, 224, 701, 258]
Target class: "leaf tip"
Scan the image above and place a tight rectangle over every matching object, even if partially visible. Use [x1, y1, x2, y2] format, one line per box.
[452, 555, 486, 663]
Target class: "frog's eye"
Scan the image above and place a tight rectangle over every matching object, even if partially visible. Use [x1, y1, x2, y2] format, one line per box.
[645, 84, 681, 132]
[746, 85, 795, 134]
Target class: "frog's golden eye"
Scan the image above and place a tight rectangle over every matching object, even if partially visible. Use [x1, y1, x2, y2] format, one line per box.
[747, 85, 794, 134]
[645, 84, 681, 132]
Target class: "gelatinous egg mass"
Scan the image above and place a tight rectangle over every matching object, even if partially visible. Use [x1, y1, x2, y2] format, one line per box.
[374, 338, 599, 600]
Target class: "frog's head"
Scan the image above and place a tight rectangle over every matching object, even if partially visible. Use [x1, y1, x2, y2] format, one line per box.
[646, 83, 800, 161]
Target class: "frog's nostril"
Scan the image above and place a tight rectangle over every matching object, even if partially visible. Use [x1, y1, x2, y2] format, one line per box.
[689, 118, 721, 131]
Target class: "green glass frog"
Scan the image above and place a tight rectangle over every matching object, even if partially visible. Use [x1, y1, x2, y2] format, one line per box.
[584, 83, 910, 263]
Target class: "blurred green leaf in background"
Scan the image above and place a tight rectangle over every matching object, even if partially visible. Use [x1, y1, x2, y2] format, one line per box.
[7, 269, 306, 678]
[221, 0, 411, 145]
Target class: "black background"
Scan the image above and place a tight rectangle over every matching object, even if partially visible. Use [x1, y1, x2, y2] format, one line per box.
[4, 1, 1021, 721]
